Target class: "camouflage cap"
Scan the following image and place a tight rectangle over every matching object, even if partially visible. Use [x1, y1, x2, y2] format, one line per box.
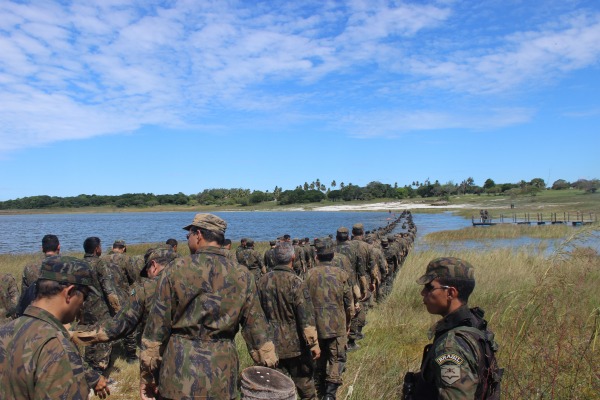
[337, 227, 349, 234]
[141, 246, 177, 277]
[380, 237, 389, 245]
[113, 239, 126, 247]
[314, 237, 335, 255]
[269, 240, 276, 246]
[352, 223, 364, 231]
[183, 213, 227, 234]
[246, 239, 254, 247]
[387, 235, 395, 242]
[38, 256, 100, 295]
[416, 257, 475, 285]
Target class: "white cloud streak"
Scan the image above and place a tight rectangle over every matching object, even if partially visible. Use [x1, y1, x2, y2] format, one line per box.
[0, 1, 598, 151]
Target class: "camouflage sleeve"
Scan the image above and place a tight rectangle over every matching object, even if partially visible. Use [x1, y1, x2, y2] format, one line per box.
[4, 274, 19, 318]
[140, 272, 173, 384]
[432, 333, 479, 399]
[102, 283, 145, 340]
[342, 273, 354, 324]
[36, 336, 92, 397]
[239, 276, 270, 351]
[296, 281, 318, 349]
[96, 260, 123, 314]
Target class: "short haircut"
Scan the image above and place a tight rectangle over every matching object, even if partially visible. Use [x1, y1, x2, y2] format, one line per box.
[274, 242, 295, 264]
[42, 234, 60, 253]
[36, 280, 88, 300]
[83, 237, 101, 254]
[336, 232, 349, 241]
[191, 227, 224, 246]
[283, 234, 291, 241]
[437, 277, 475, 303]
[223, 238, 232, 247]
[166, 238, 178, 247]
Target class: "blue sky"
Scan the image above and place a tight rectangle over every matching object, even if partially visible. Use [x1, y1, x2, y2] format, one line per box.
[0, 0, 599, 200]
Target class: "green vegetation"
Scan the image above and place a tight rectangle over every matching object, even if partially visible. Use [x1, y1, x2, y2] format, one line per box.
[1, 177, 598, 212]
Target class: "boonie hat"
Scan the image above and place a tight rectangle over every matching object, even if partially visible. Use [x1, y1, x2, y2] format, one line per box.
[416, 257, 475, 285]
[183, 213, 227, 234]
[39, 256, 100, 295]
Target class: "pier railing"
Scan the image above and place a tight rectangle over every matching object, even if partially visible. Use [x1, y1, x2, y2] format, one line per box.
[472, 212, 597, 226]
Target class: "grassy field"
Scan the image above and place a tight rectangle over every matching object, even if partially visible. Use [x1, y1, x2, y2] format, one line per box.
[1, 228, 599, 399]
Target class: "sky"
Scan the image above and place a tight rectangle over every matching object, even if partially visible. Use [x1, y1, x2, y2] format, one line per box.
[0, 0, 599, 201]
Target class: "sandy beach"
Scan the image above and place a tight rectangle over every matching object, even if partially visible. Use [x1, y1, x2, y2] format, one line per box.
[312, 201, 471, 211]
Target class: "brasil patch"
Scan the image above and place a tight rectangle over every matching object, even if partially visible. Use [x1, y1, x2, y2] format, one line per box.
[435, 353, 464, 366]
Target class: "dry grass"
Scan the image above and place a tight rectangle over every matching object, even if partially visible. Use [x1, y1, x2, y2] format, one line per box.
[2, 231, 599, 399]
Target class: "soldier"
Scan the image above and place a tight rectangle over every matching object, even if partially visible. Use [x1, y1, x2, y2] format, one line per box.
[0, 256, 109, 399]
[403, 257, 502, 399]
[0, 272, 19, 325]
[165, 238, 178, 252]
[303, 237, 315, 271]
[239, 239, 266, 283]
[140, 213, 277, 400]
[257, 242, 320, 400]
[380, 238, 398, 298]
[222, 238, 238, 262]
[72, 247, 177, 351]
[292, 238, 306, 278]
[263, 240, 278, 271]
[236, 237, 248, 264]
[365, 235, 387, 303]
[21, 234, 60, 294]
[81, 236, 124, 378]
[102, 239, 138, 363]
[304, 237, 354, 400]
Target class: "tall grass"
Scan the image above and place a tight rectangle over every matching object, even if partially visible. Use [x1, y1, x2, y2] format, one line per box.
[2, 233, 598, 399]
[424, 224, 582, 241]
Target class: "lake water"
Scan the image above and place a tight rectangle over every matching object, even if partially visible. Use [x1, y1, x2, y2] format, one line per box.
[0, 210, 594, 254]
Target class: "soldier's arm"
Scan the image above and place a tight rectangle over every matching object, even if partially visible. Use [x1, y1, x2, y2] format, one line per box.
[5, 274, 19, 318]
[294, 281, 319, 354]
[432, 336, 479, 399]
[96, 260, 123, 314]
[342, 273, 355, 327]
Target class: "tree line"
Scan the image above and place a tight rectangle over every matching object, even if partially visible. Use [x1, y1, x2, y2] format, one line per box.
[0, 178, 597, 210]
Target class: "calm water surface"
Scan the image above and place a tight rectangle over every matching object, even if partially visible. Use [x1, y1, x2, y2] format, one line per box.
[0, 210, 592, 254]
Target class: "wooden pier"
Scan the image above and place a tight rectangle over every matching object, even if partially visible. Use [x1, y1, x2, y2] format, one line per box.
[472, 212, 597, 226]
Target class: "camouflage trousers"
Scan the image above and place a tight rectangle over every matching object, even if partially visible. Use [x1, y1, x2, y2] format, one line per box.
[315, 336, 347, 387]
[349, 301, 367, 340]
[84, 342, 114, 377]
[277, 353, 317, 400]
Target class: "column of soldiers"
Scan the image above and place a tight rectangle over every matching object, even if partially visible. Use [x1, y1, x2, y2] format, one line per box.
[0, 211, 418, 400]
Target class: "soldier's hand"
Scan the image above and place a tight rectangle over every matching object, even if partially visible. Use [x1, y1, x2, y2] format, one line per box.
[355, 302, 361, 312]
[311, 346, 321, 361]
[94, 376, 111, 399]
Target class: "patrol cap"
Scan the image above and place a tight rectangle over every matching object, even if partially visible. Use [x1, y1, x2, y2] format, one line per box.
[141, 247, 177, 278]
[183, 213, 227, 234]
[337, 227, 349, 234]
[246, 239, 255, 247]
[387, 235, 395, 242]
[292, 238, 299, 245]
[38, 256, 100, 296]
[113, 239, 126, 247]
[380, 237, 388, 245]
[352, 223, 364, 232]
[416, 257, 475, 285]
[314, 237, 335, 255]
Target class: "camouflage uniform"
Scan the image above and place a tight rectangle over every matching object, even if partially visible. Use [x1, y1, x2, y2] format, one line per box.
[263, 243, 278, 272]
[102, 248, 138, 360]
[0, 257, 102, 399]
[238, 243, 265, 284]
[304, 238, 354, 397]
[20, 255, 45, 293]
[257, 263, 319, 400]
[293, 240, 306, 278]
[0, 273, 19, 325]
[80, 254, 123, 376]
[141, 240, 273, 399]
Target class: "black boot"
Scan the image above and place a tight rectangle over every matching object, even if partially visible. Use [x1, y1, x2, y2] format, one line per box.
[322, 382, 339, 400]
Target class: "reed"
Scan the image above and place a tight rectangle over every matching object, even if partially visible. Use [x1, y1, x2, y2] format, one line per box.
[424, 224, 580, 241]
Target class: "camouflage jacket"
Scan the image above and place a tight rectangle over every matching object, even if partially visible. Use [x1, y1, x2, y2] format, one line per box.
[20, 254, 46, 293]
[257, 264, 317, 359]
[239, 248, 264, 271]
[335, 241, 367, 281]
[263, 248, 277, 271]
[352, 237, 375, 282]
[80, 255, 119, 325]
[0, 273, 19, 324]
[101, 251, 133, 290]
[0, 306, 99, 399]
[140, 246, 271, 400]
[304, 261, 353, 339]
[418, 305, 487, 399]
[382, 246, 398, 274]
[293, 245, 305, 276]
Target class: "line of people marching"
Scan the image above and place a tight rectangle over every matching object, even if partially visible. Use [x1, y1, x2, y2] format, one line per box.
[0, 210, 416, 400]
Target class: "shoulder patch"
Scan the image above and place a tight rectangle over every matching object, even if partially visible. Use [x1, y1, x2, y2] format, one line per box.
[435, 353, 464, 365]
[440, 364, 461, 385]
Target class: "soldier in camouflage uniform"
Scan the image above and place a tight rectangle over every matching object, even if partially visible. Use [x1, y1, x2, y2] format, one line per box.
[166, 238, 178, 252]
[102, 239, 138, 363]
[80, 236, 125, 378]
[72, 246, 177, 353]
[257, 242, 320, 400]
[0, 273, 19, 325]
[0, 256, 110, 399]
[305, 237, 316, 270]
[380, 238, 397, 298]
[292, 238, 306, 278]
[140, 213, 277, 400]
[304, 237, 354, 400]
[21, 234, 60, 294]
[235, 237, 247, 264]
[263, 240, 278, 271]
[403, 257, 501, 400]
[238, 239, 266, 283]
